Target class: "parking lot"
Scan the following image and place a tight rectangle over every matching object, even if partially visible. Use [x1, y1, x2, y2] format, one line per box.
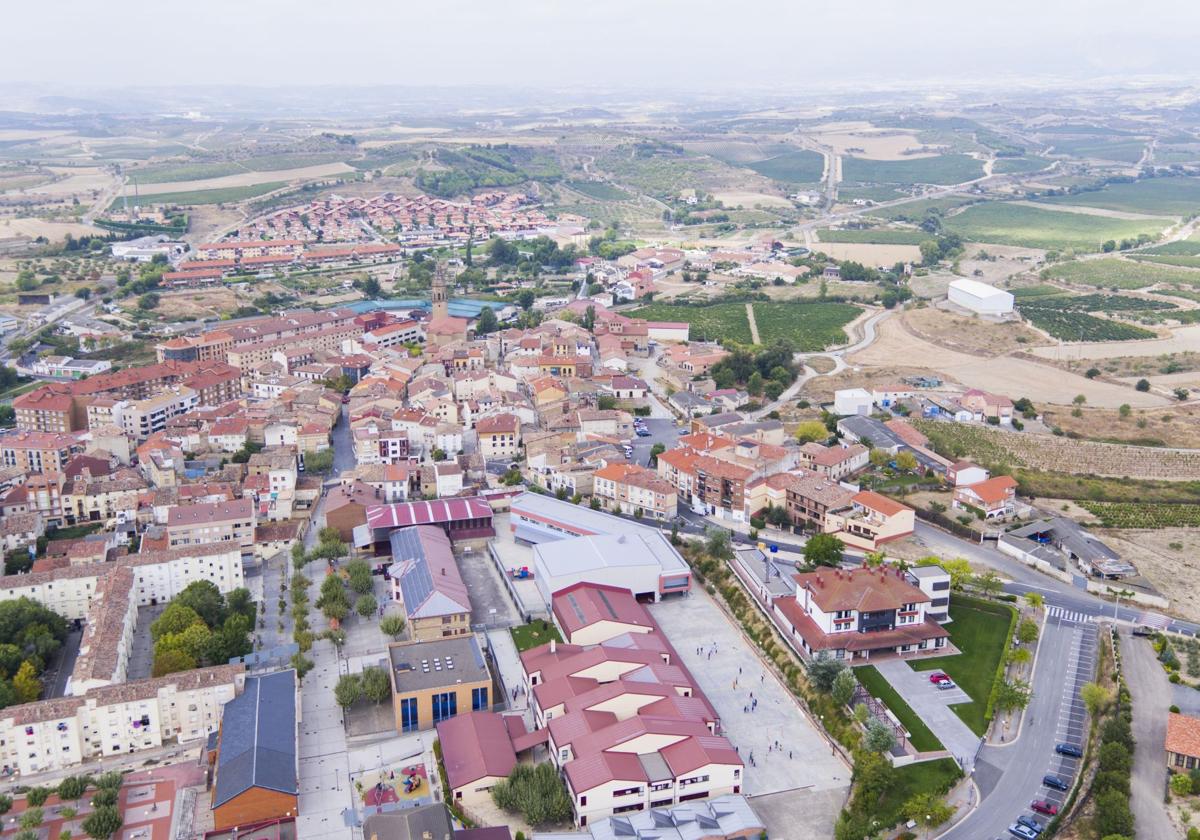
[873, 658, 980, 768]
[1039, 619, 1097, 811]
[648, 588, 851, 798]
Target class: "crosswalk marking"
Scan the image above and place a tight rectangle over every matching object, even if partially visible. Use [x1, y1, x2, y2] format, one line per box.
[1047, 605, 1093, 624]
[1137, 611, 1171, 630]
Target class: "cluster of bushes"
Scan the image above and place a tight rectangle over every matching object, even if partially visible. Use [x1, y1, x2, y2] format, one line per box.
[1089, 691, 1135, 838]
[150, 582, 255, 677]
[0, 598, 69, 710]
[491, 762, 574, 827]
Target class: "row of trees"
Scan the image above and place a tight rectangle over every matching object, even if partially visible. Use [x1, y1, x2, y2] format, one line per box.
[0, 769, 126, 839]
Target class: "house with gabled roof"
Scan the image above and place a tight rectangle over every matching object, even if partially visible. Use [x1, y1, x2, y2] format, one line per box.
[386, 526, 472, 641]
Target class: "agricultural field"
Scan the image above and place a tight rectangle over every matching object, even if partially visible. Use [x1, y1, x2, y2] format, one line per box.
[911, 420, 1200, 479]
[1132, 255, 1200, 270]
[131, 161, 250, 184]
[1045, 136, 1147, 163]
[110, 182, 286, 206]
[836, 184, 909, 202]
[1079, 502, 1200, 528]
[1018, 302, 1156, 342]
[1043, 258, 1200, 289]
[745, 150, 825, 183]
[873, 195, 978, 221]
[841, 153, 984, 185]
[563, 180, 633, 200]
[751, 301, 860, 349]
[816, 228, 927, 245]
[627, 300, 859, 350]
[1139, 241, 1200, 256]
[1037, 176, 1200, 216]
[992, 156, 1052, 175]
[1011, 284, 1068, 298]
[944, 203, 1168, 251]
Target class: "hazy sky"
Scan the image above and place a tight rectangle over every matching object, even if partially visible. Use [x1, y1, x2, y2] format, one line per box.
[7, 0, 1200, 91]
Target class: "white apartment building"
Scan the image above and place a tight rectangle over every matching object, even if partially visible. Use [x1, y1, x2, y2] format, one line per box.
[111, 387, 199, 441]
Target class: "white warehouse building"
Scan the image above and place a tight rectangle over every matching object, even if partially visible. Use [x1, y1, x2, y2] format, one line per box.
[947, 278, 1014, 316]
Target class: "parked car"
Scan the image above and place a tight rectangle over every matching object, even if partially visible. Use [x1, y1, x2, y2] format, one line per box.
[1055, 743, 1083, 758]
[1016, 815, 1044, 834]
[1008, 824, 1038, 840]
[678, 427, 688, 435]
[928, 672, 951, 684]
[935, 679, 957, 690]
[1030, 800, 1058, 816]
[636, 429, 652, 437]
[1042, 774, 1069, 791]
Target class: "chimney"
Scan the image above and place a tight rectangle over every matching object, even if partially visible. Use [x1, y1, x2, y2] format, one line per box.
[550, 638, 557, 654]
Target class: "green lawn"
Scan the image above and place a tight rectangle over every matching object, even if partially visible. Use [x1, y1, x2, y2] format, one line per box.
[944, 203, 1167, 251]
[46, 522, 104, 541]
[841, 154, 984, 186]
[876, 758, 963, 829]
[1037, 176, 1200, 216]
[854, 665, 944, 752]
[510, 620, 562, 653]
[1043, 258, 1200, 289]
[909, 597, 1015, 735]
[109, 182, 286, 207]
[816, 229, 928, 245]
[746, 150, 825, 183]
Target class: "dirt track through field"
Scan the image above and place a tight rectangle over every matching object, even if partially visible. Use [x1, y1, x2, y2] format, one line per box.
[1028, 324, 1200, 360]
[746, 303, 761, 344]
[850, 317, 1167, 407]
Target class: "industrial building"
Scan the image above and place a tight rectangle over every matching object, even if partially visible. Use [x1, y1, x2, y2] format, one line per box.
[947, 278, 1014, 316]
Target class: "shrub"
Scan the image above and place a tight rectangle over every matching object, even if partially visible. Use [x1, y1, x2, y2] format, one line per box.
[491, 762, 573, 827]
[57, 776, 88, 800]
[1173, 772, 1193, 796]
[26, 787, 50, 807]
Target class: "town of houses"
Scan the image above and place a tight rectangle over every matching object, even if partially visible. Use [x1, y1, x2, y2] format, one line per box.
[0, 222, 1155, 838]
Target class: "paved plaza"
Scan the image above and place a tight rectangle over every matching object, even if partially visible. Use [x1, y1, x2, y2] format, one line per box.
[648, 589, 851, 798]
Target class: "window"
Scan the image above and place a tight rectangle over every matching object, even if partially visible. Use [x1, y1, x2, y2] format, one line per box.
[400, 697, 419, 733]
[472, 687, 488, 712]
[579, 796, 587, 807]
[432, 692, 458, 723]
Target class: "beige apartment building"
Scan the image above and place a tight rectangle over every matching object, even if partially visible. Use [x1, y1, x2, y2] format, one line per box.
[592, 463, 678, 521]
[166, 498, 257, 552]
[388, 637, 492, 733]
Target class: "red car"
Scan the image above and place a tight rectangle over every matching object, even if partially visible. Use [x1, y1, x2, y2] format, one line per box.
[928, 672, 951, 684]
[1030, 800, 1059, 816]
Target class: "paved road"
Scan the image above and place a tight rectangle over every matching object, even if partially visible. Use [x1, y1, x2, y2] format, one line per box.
[942, 614, 1097, 839]
[1122, 627, 1182, 840]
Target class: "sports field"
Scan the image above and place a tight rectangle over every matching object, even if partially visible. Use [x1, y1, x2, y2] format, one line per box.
[944, 203, 1167, 250]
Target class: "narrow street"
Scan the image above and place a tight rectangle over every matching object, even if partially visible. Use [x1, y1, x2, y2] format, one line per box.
[1122, 627, 1182, 840]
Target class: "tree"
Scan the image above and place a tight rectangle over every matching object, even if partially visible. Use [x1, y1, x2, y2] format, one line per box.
[806, 653, 846, 693]
[346, 560, 374, 594]
[794, 420, 828, 444]
[864, 718, 897, 753]
[895, 451, 918, 472]
[516, 289, 536, 311]
[1081, 681, 1113, 717]
[1023, 591, 1044, 611]
[972, 571, 1003, 598]
[1007, 647, 1032, 669]
[803, 533, 844, 569]
[747, 371, 764, 397]
[1172, 773, 1193, 796]
[174, 580, 226, 629]
[26, 786, 51, 806]
[902, 792, 955, 827]
[356, 593, 378, 619]
[831, 668, 857, 706]
[137, 292, 160, 311]
[705, 527, 733, 561]
[475, 306, 499, 335]
[1118, 403, 1132, 419]
[1099, 741, 1132, 774]
[291, 541, 308, 571]
[1093, 789, 1134, 837]
[82, 804, 123, 840]
[1136, 378, 1151, 392]
[490, 762, 573, 827]
[95, 771, 123, 791]
[12, 660, 41, 703]
[0, 794, 11, 815]
[994, 678, 1033, 712]
[361, 666, 392, 704]
[305, 448, 335, 473]
[151, 647, 196, 678]
[74, 287, 92, 300]
[56, 776, 88, 800]
[334, 674, 362, 709]
[1016, 618, 1039, 644]
[649, 442, 665, 466]
[918, 556, 972, 589]
[150, 603, 205, 641]
[380, 615, 406, 640]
